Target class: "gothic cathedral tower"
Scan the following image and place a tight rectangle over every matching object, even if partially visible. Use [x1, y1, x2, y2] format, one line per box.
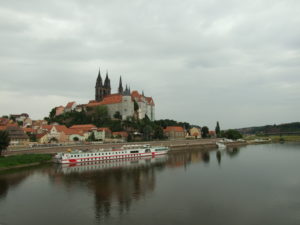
[95, 69, 111, 101]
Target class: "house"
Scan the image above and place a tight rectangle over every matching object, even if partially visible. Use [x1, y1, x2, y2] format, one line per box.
[40, 125, 69, 143]
[32, 120, 48, 130]
[164, 126, 185, 140]
[64, 102, 77, 113]
[209, 131, 216, 138]
[36, 133, 48, 144]
[5, 124, 29, 146]
[98, 127, 112, 139]
[55, 106, 65, 116]
[0, 118, 9, 126]
[69, 124, 109, 141]
[23, 117, 33, 128]
[112, 131, 128, 140]
[10, 113, 29, 123]
[189, 127, 201, 139]
[23, 127, 36, 134]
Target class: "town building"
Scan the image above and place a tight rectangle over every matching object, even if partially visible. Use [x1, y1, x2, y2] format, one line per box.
[189, 127, 202, 139]
[163, 126, 185, 140]
[4, 124, 29, 146]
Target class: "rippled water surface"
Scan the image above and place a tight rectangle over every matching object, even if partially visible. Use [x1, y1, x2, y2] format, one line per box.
[1, 143, 300, 225]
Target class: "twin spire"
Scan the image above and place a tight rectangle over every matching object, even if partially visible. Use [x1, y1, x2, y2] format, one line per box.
[95, 68, 131, 101]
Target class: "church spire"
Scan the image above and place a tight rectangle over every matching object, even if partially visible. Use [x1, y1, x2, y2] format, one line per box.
[96, 68, 102, 86]
[118, 76, 123, 94]
[104, 70, 109, 87]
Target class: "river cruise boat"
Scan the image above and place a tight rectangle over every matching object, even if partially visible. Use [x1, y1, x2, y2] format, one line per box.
[54, 144, 169, 164]
[55, 155, 168, 174]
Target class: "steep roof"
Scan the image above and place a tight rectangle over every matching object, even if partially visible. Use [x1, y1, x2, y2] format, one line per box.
[0, 126, 6, 131]
[86, 94, 123, 107]
[145, 97, 155, 106]
[164, 126, 184, 132]
[98, 127, 112, 133]
[36, 133, 47, 139]
[65, 102, 76, 109]
[70, 124, 96, 129]
[0, 118, 9, 125]
[112, 131, 128, 137]
[23, 128, 36, 133]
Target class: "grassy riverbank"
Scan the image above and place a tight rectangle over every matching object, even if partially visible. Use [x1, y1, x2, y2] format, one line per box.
[245, 135, 300, 142]
[0, 154, 52, 169]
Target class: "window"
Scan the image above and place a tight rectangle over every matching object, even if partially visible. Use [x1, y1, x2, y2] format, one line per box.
[130, 151, 139, 153]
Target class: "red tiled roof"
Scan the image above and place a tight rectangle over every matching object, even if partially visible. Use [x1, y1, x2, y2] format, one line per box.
[36, 133, 47, 139]
[112, 131, 128, 137]
[0, 126, 6, 131]
[145, 97, 155, 106]
[131, 90, 144, 102]
[70, 124, 96, 131]
[0, 118, 9, 125]
[131, 90, 140, 98]
[98, 127, 112, 133]
[63, 128, 84, 136]
[66, 101, 76, 109]
[41, 125, 68, 132]
[87, 94, 123, 107]
[23, 128, 36, 133]
[164, 126, 184, 132]
[6, 123, 18, 127]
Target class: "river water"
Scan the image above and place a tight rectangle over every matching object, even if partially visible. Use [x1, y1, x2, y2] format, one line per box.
[0, 143, 300, 225]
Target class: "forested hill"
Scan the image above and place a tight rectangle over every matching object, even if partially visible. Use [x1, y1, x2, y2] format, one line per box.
[237, 122, 300, 135]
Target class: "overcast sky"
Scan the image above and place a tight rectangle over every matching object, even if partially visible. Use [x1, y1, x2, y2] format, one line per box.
[0, 0, 299, 129]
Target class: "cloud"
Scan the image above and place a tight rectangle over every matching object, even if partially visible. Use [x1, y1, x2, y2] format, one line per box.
[0, 0, 299, 129]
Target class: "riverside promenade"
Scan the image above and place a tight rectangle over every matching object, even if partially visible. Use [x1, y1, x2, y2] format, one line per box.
[3, 139, 240, 156]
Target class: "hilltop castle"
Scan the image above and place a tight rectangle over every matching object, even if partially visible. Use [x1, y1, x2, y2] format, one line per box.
[55, 69, 155, 121]
[88, 69, 155, 120]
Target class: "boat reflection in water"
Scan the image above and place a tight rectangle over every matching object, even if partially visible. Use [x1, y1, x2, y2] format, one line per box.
[55, 154, 169, 174]
[52, 155, 169, 222]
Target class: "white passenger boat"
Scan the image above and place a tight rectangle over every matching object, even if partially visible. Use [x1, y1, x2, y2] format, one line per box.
[53, 144, 169, 164]
[216, 142, 226, 149]
[55, 155, 168, 174]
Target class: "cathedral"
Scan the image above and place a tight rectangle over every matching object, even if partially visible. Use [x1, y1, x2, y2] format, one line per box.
[88, 69, 155, 121]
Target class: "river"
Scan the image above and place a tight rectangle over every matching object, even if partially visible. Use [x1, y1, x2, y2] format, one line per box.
[0, 143, 300, 225]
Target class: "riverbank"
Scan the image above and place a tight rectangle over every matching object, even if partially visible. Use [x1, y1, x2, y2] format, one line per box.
[244, 135, 300, 143]
[0, 154, 52, 171]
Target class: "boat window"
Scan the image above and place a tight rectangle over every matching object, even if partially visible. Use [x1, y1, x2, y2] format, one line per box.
[130, 151, 139, 153]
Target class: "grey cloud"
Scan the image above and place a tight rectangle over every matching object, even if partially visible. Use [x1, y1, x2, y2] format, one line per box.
[0, 0, 299, 128]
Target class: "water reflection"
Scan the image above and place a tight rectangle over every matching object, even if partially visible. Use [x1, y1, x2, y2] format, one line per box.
[216, 150, 221, 165]
[0, 148, 242, 225]
[0, 169, 33, 199]
[51, 156, 168, 222]
[226, 147, 240, 157]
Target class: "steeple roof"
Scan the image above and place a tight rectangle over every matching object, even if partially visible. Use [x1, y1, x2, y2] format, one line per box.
[96, 69, 102, 86]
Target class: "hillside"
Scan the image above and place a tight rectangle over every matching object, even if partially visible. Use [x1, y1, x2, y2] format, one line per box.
[237, 122, 300, 135]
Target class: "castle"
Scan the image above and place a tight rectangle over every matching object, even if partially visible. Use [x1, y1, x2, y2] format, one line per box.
[87, 69, 155, 120]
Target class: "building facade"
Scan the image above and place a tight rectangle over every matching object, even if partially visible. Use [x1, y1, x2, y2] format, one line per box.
[88, 69, 155, 120]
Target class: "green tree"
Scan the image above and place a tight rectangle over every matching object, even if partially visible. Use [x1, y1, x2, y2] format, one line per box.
[153, 125, 165, 140]
[0, 131, 10, 156]
[201, 126, 209, 138]
[49, 107, 56, 119]
[215, 121, 221, 138]
[134, 100, 139, 112]
[143, 125, 153, 141]
[222, 129, 242, 140]
[127, 133, 133, 142]
[113, 111, 122, 120]
[88, 132, 96, 141]
[27, 133, 37, 142]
